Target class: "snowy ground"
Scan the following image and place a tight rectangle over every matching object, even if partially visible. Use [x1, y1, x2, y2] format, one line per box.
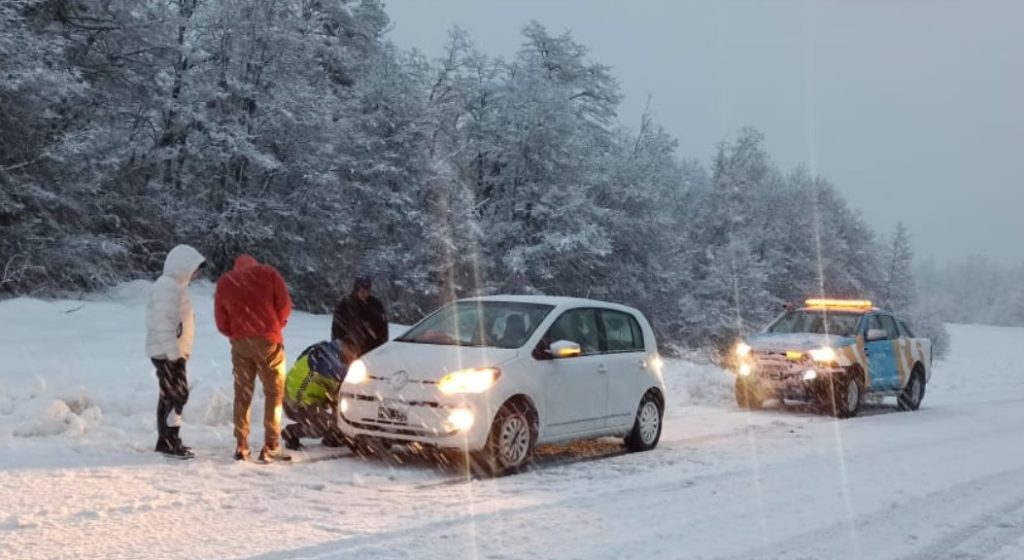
[2, 284, 1024, 559]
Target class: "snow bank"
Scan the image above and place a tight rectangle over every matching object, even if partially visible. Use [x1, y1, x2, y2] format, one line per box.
[0, 282, 413, 464]
[4, 282, 1013, 469]
[661, 356, 734, 409]
[927, 323, 1024, 405]
[0, 282, 338, 460]
[0, 282, 734, 447]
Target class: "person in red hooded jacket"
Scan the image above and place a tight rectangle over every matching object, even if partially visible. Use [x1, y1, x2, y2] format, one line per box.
[214, 254, 293, 463]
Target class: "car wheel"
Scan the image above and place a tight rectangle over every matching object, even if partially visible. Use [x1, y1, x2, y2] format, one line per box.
[897, 368, 926, 411]
[625, 391, 664, 452]
[826, 371, 862, 418]
[735, 377, 762, 410]
[472, 400, 535, 477]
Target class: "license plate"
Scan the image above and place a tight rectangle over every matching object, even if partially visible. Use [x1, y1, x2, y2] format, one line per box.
[377, 405, 408, 425]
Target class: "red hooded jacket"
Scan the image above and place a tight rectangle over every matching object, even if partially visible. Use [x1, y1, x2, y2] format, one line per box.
[214, 255, 292, 344]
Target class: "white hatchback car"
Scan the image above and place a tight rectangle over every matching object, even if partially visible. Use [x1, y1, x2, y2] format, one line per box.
[338, 295, 666, 475]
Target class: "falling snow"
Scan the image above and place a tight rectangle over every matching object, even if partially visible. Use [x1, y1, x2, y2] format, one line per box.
[2, 283, 1024, 559]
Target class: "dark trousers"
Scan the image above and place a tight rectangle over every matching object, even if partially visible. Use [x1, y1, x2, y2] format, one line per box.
[282, 399, 335, 442]
[153, 358, 189, 445]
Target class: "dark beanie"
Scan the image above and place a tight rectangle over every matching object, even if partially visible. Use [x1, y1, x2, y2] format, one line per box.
[353, 276, 372, 290]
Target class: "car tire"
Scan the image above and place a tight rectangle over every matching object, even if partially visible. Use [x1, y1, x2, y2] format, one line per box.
[897, 367, 926, 411]
[625, 391, 664, 452]
[735, 377, 762, 410]
[471, 400, 535, 477]
[826, 370, 862, 418]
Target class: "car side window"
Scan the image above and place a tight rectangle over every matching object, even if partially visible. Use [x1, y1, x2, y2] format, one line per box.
[542, 309, 601, 355]
[601, 310, 645, 352]
[881, 315, 900, 340]
[865, 315, 884, 338]
[899, 319, 915, 338]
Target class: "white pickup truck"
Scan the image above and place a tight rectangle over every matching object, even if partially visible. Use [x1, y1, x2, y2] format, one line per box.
[732, 299, 932, 418]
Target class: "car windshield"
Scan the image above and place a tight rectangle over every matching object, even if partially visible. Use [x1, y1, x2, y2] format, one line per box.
[397, 301, 555, 349]
[767, 310, 862, 337]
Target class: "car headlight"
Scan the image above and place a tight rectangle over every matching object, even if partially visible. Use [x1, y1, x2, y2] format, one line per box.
[446, 408, 475, 431]
[438, 367, 501, 395]
[346, 359, 369, 384]
[808, 347, 837, 363]
[735, 342, 752, 358]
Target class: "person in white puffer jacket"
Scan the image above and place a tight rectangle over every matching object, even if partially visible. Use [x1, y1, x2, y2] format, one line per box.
[146, 244, 206, 458]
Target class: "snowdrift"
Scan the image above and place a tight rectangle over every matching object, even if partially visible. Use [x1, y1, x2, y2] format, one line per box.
[0, 282, 734, 464]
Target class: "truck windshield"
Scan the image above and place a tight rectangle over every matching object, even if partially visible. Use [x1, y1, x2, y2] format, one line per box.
[397, 301, 555, 349]
[768, 310, 862, 337]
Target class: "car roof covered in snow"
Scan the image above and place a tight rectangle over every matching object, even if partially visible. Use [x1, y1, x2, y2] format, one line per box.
[457, 294, 645, 315]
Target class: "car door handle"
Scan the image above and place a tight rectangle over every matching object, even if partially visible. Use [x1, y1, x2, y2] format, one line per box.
[597, 365, 609, 374]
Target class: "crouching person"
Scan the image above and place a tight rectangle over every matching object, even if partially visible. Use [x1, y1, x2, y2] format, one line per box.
[282, 340, 349, 451]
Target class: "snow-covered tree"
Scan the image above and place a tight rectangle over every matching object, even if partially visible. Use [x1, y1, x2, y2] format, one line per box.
[1, 4, 941, 356]
[881, 222, 915, 313]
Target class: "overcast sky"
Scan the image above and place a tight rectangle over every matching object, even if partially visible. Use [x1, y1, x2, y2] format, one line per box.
[383, 0, 1023, 264]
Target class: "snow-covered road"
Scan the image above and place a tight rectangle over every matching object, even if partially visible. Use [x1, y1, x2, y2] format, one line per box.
[2, 284, 1023, 559]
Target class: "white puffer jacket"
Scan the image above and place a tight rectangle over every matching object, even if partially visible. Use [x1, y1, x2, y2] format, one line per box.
[145, 245, 206, 360]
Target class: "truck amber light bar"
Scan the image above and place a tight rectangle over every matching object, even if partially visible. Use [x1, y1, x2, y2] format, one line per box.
[804, 298, 874, 310]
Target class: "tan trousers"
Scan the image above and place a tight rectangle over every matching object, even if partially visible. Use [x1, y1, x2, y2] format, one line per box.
[230, 338, 286, 450]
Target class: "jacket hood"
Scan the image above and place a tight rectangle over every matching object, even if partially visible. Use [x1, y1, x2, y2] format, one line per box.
[233, 254, 259, 271]
[746, 332, 857, 353]
[361, 342, 520, 383]
[162, 245, 205, 284]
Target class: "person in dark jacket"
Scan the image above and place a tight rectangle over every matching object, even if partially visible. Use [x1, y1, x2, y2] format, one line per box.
[331, 276, 388, 362]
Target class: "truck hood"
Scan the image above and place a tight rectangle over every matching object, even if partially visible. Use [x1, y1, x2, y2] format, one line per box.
[360, 341, 520, 382]
[745, 333, 856, 353]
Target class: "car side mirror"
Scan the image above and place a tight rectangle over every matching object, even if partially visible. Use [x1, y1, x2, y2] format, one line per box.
[547, 340, 582, 359]
[866, 328, 887, 342]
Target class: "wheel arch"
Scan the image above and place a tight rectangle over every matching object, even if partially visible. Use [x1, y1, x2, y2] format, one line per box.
[909, 361, 926, 386]
[849, 363, 867, 388]
[643, 386, 665, 412]
[499, 393, 540, 440]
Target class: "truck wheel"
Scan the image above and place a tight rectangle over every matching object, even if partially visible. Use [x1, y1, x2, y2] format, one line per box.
[625, 391, 663, 452]
[897, 367, 926, 411]
[826, 371, 862, 418]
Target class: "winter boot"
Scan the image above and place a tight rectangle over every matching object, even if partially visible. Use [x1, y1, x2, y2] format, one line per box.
[283, 432, 303, 451]
[168, 427, 193, 455]
[156, 430, 194, 459]
[155, 437, 174, 454]
[258, 445, 291, 464]
[163, 445, 195, 459]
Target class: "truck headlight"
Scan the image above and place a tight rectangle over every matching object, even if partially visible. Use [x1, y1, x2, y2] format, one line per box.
[346, 359, 369, 384]
[735, 342, 752, 358]
[438, 368, 501, 395]
[808, 347, 837, 363]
